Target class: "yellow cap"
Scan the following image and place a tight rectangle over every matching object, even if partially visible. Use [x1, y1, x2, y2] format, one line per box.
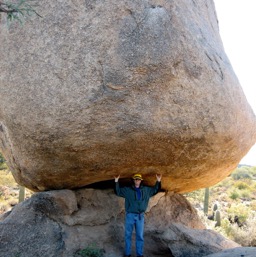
[132, 174, 143, 180]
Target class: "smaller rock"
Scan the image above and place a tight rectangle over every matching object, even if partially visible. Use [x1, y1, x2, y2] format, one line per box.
[203, 247, 256, 257]
[0, 189, 241, 257]
[156, 223, 239, 257]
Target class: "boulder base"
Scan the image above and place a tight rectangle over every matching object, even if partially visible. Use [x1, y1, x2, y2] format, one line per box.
[0, 189, 239, 257]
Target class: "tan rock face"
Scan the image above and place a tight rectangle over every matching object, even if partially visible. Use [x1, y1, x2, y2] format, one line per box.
[0, 0, 256, 192]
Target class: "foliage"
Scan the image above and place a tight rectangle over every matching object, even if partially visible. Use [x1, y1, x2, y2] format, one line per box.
[0, 161, 33, 214]
[227, 203, 250, 223]
[185, 165, 256, 246]
[250, 200, 256, 211]
[0, 152, 5, 163]
[234, 181, 251, 190]
[74, 244, 104, 257]
[0, 169, 16, 187]
[220, 215, 256, 246]
[0, 0, 41, 25]
[231, 167, 253, 180]
[0, 152, 8, 170]
[229, 189, 240, 200]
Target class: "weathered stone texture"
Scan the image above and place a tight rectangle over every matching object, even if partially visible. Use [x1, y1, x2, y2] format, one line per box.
[0, 0, 255, 192]
[0, 189, 239, 257]
[204, 247, 256, 257]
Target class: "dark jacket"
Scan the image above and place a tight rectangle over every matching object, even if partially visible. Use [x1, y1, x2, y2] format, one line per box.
[115, 181, 161, 213]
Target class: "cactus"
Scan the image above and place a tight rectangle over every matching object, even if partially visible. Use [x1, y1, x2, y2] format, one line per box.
[215, 210, 221, 227]
[203, 187, 210, 215]
[18, 186, 25, 203]
[213, 203, 218, 212]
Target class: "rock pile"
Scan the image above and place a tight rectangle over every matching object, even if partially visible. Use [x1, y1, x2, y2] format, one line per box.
[0, 189, 239, 257]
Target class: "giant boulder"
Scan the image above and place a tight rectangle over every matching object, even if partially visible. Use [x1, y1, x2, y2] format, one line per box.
[0, 0, 256, 192]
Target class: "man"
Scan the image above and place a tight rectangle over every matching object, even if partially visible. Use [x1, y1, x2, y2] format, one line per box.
[114, 173, 162, 257]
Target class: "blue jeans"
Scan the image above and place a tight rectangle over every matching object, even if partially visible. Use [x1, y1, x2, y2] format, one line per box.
[125, 212, 144, 256]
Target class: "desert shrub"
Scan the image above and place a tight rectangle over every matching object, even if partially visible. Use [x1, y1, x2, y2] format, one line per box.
[231, 168, 253, 180]
[0, 202, 9, 213]
[185, 188, 205, 205]
[0, 152, 5, 163]
[234, 181, 251, 190]
[252, 182, 256, 191]
[0, 153, 7, 170]
[0, 170, 17, 187]
[219, 218, 233, 237]
[250, 166, 256, 177]
[215, 176, 233, 189]
[227, 203, 250, 223]
[240, 189, 252, 200]
[74, 244, 104, 257]
[250, 201, 256, 211]
[229, 189, 240, 200]
[222, 215, 256, 246]
[0, 162, 7, 170]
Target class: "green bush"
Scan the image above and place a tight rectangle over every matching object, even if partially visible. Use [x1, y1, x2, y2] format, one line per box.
[185, 165, 256, 247]
[240, 189, 252, 200]
[229, 189, 240, 200]
[250, 166, 256, 177]
[227, 204, 250, 223]
[0, 153, 8, 170]
[0, 162, 8, 170]
[221, 215, 256, 246]
[74, 244, 104, 257]
[234, 181, 251, 190]
[231, 168, 253, 180]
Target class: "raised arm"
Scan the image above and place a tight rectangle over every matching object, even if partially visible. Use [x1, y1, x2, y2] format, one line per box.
[114, 175, 127, 198]
[149, 174, 162, 196]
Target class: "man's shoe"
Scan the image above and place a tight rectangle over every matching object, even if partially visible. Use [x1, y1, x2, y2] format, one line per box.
[124, 255, 131, 257]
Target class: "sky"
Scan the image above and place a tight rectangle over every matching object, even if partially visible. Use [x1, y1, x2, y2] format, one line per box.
[214, 0, 256, 166]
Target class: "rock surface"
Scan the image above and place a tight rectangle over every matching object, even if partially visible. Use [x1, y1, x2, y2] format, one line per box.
[0, 0, 256, 192]
[204, 247, 256, 257]
[0, 189, 239, 257]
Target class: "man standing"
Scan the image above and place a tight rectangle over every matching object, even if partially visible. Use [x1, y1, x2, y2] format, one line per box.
[114, 173, 162, 257]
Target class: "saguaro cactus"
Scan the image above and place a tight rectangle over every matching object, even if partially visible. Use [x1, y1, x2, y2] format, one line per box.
[204, 187, 210, 215]
[213, 203, 218, 212]
[215, 210, 221, 227]
[18, 186, 25, 203]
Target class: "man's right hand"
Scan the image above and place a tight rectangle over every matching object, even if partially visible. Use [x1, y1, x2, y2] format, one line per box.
[114, 175, 120, 182]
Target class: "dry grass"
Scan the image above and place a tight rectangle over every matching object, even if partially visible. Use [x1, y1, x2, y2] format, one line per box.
[0, 169, 33, 214]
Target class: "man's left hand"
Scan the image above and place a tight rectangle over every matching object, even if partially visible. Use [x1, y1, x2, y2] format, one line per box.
[156, 174, 162, 182]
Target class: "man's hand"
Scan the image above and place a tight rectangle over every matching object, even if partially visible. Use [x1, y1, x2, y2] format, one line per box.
[114, 175, 120, 182]
[156, 174, 162, 182]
